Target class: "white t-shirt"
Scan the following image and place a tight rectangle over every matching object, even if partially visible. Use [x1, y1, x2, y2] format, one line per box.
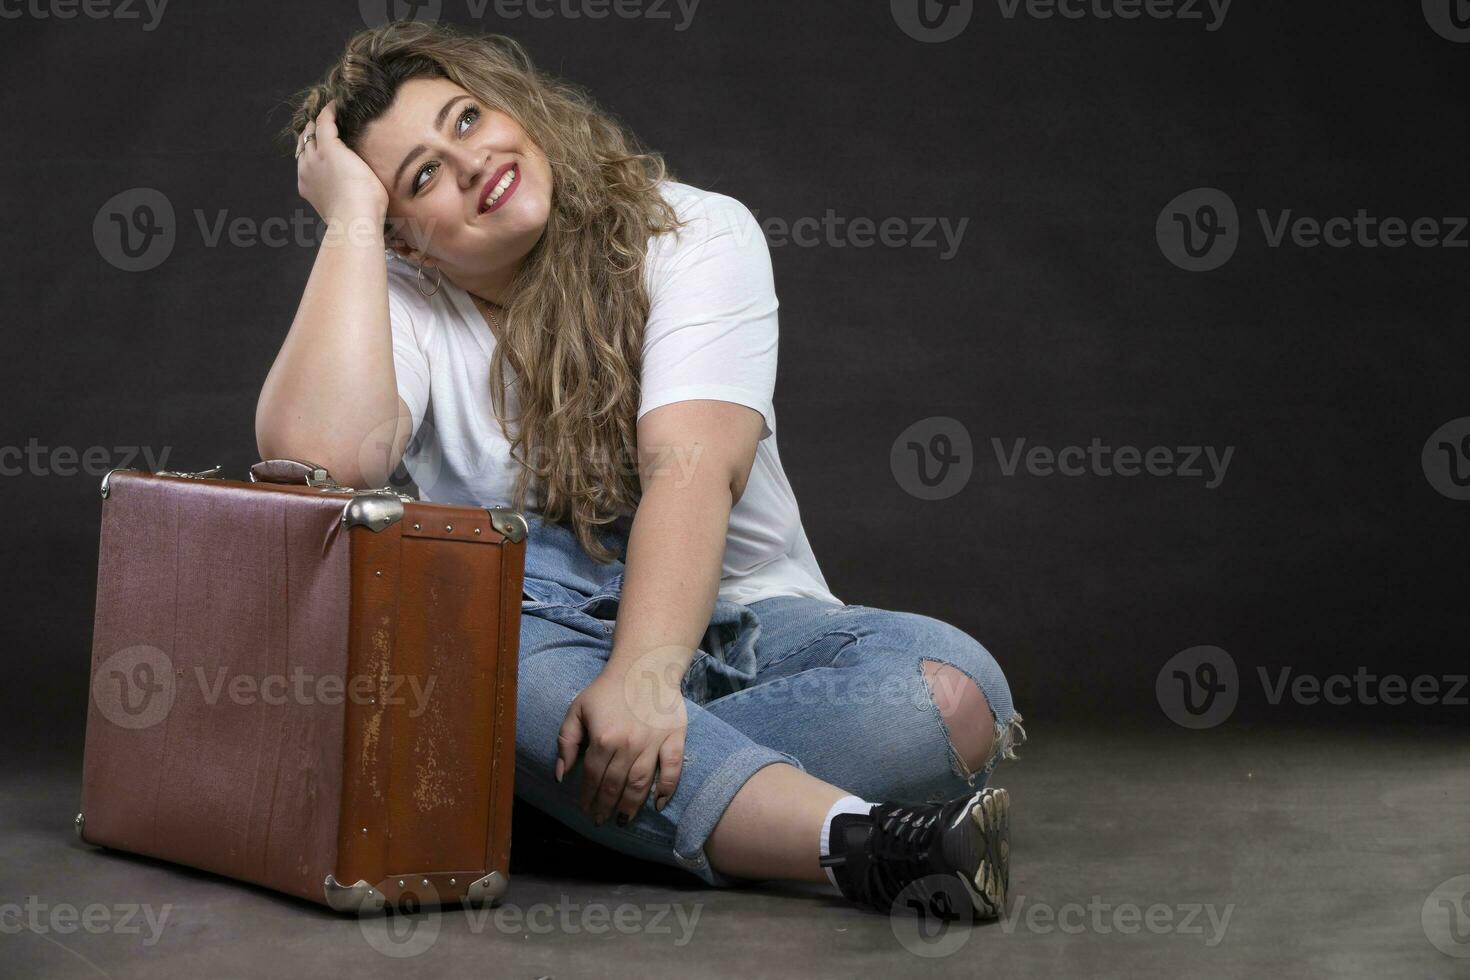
[386, 179, 841, 607]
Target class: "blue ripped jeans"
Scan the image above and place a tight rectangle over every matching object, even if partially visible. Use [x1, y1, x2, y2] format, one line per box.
[514, 514, 1026, 887]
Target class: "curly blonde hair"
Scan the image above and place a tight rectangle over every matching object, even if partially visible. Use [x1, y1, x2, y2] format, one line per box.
[280, 21, 684, 562]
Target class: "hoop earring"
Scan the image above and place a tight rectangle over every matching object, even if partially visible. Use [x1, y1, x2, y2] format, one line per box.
[415, 263, 443, 298]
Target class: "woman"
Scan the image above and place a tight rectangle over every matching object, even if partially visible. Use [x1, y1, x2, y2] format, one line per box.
[257, 20, 1026, 921]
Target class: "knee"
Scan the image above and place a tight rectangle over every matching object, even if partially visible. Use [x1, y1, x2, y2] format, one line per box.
[920, 659, 995, 778]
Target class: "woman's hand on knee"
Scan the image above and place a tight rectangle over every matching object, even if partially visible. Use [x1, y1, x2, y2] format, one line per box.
[555, 658, 688, 827]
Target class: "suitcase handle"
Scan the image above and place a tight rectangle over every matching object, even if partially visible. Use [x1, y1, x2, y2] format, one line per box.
[249, 458, 416, 502]
[249, 458, 339, 487]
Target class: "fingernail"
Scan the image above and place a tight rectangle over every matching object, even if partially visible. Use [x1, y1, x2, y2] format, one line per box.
[615, 813, 628, 827]
[554, 760, 564, 783]
[655, 795, 667, 812]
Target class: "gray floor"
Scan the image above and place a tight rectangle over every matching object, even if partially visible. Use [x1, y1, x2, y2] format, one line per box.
[4, 722, 1467, 979]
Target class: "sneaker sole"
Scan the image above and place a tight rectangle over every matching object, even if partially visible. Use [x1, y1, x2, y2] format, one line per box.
[959, 787, 1009, 920]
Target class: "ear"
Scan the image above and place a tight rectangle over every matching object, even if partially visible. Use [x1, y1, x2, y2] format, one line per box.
[384, 218, 433, 267]
[386, 239, 433, 268]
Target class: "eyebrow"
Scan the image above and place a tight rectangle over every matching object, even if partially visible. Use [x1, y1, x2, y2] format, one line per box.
[392, 94, 471, 194]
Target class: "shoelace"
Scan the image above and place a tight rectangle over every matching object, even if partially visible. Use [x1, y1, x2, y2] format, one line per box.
[859, 803, 951, 915]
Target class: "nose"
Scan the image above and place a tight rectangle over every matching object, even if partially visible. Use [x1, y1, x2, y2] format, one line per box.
[447, 143, 487, 190]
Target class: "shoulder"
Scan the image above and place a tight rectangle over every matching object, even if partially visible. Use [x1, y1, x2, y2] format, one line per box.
[657, 180, 760, 229]
[645, 181, 769, 287]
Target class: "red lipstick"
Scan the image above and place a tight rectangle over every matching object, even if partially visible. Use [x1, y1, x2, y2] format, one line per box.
[478, 162, 520, 215]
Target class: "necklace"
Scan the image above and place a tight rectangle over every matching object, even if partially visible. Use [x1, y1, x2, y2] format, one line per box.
[470, 293, 504, 342]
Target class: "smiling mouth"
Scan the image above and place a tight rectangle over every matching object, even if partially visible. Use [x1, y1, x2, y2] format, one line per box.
[479, 164, 519, 214]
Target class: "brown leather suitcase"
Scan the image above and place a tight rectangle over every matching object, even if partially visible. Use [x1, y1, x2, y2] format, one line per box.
[76, 458, 526, 912]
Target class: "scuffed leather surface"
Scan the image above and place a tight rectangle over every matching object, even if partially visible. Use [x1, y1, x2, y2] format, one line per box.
[81, 473, 351, 903]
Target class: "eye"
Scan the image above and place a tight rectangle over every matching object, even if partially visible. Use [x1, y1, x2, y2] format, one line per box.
[410, 104, 482, 196]
[459, 104, 481, 134]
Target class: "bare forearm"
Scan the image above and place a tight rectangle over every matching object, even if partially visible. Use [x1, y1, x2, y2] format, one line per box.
[255, 210, 404, 486]
[605, 472, 734, 682]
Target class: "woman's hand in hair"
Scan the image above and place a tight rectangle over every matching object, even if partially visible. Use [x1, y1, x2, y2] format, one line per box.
[295, 99, 389, 223]
[555, 648, 689, 828]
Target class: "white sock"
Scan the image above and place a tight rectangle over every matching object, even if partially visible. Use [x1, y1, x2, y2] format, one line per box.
[819, 794, 876, 892]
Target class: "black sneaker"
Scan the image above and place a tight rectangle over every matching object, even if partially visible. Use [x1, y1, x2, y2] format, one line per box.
[819, 787, 1010, 921]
